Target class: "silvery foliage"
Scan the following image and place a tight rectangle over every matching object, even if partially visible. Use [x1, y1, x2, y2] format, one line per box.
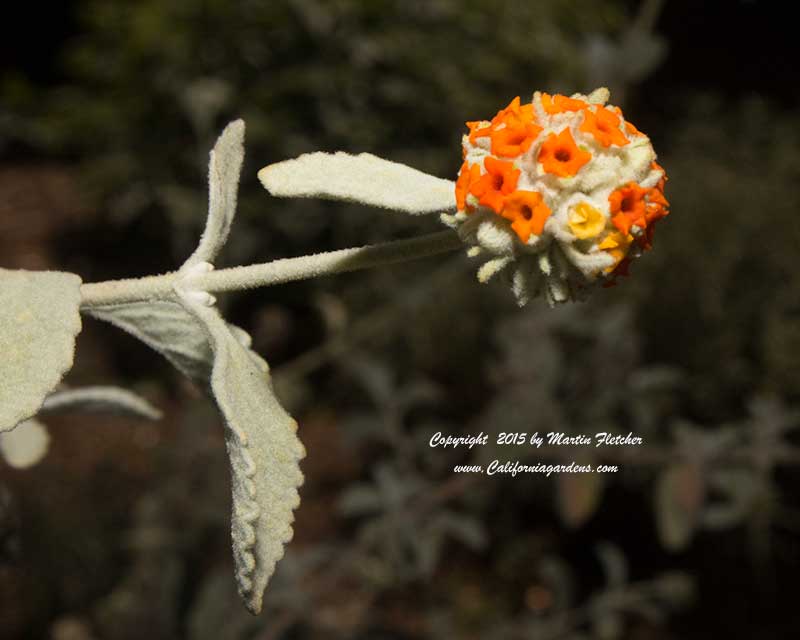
[0, 386, 162, 469]
[0, 268, 82, 432]
[258, 151, 455, 215]
[40, 385, 163, 420]
[0, 121, 305, 615]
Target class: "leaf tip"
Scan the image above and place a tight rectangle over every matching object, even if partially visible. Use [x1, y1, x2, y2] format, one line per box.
[257, 164, 277, 194]
[243, 590, 264, 616]
[209, 119, 246, 167]
[222, 118, 245, 139]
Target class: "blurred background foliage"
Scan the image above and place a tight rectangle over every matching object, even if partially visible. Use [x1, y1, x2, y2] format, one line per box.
[2, 0, 800, 638]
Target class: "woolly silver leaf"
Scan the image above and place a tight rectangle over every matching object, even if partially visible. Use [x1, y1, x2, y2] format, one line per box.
[258, 151, 456, 214]
[86, 120, 303, 614]
[184, 119, 245, 268]
[87, 300, 214, 386]
[87, 120, 248, 383]
[41, 386, 162, 421]
[180, 293, 305, 615]
[0, 269, 82, 432]
[89, 295, 302, 614]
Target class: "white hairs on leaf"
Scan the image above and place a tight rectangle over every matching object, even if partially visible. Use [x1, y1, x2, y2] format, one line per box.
[258, 151, 456, 214]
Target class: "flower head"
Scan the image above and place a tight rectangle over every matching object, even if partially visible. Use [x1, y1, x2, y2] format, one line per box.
[442, 87, 669, 306]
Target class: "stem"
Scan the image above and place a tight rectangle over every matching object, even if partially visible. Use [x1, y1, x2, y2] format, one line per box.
[79, 230, 461, 308]
[197, 229, 461, 293]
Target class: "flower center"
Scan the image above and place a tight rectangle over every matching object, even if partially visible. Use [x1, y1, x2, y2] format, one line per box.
[520, 205, 533, 220]
[621, 195, 634, 211]
[555, 147, 571, 162]
[491, 173, 504, 190]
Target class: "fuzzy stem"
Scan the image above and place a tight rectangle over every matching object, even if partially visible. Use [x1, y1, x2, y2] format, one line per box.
[197, 230, 461, 293]
[79, 230, 461, 308]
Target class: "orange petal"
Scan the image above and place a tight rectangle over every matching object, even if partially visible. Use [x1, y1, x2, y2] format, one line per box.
[541, 93, 587, 115]
[492, 96, 537, 129]
[579, 106, 629, 147]
[538, 129, 592, 177]
[469, 156, 520, 213]
[466, 97, 540, 148]
[455, 161, 481, 211]
[609, 182, 648, 233]
[467, 120, 492, 143]
[490, 122, 543, 157]
[500, 190, 552, 242]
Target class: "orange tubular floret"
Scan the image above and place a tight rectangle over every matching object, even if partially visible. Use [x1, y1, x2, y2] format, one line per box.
[646, 187, 669, 221]
[455, 161, 481, 211]
[538, 129, 591, 177]
[493, 97, 536, 128]
[490, 122, 543, 157]
[467, 120, 492, 143]
[541, 93, 587, 115]
[639, 186, 669, 250]
[494, 96, 522, 119]
[579, 106, 629, 147]
[609, 182, 648, 235]
[469, 156, 520, 213]
[467, 97, 540, 146]
[500, 190, 551, 242]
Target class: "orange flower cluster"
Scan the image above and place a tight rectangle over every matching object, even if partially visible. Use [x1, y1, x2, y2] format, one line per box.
[456, 93, 648, 244]
[454, 92, 668, 289]
[460, 97, 555, 242]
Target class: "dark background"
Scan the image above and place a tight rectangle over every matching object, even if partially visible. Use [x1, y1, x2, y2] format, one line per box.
[2, 1, 800, 638]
